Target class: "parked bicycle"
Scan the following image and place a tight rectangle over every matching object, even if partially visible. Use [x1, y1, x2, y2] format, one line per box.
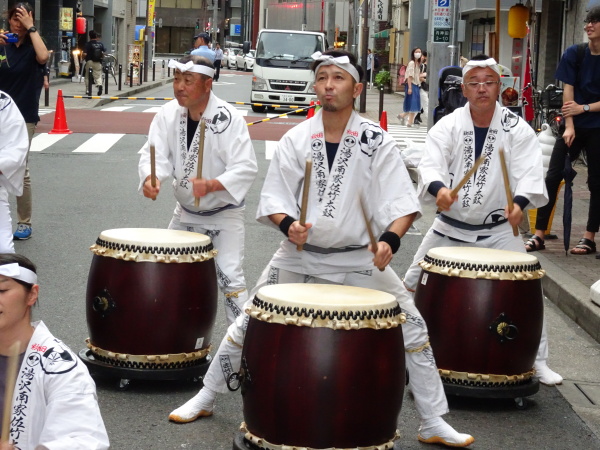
[102, 53, 118, 85]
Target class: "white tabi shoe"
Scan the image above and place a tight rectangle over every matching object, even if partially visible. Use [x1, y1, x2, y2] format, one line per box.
[168, 389, 216, 423]
[418, 417, 475, 447]
[534, 361, 563, 386]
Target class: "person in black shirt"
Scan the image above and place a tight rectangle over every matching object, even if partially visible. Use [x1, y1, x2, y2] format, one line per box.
[82, 30, 106, 96]
[0, 2, 49, 241]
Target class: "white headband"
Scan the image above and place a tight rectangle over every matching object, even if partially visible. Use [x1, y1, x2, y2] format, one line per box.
[168, 60, 215, 78]
[311, 52, 361, 83]
[0, 263, 38, 285]
[462, 58, 501, 78]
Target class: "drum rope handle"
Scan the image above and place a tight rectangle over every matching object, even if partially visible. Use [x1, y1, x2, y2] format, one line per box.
[405, 341, 430, 353]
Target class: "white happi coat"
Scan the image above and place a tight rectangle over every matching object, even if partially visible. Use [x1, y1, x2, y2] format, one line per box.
[138, 93, 257, 224]
[418, 102, 547, 241]
[257, 109, 421, 279]
[0, 91, 27, 197]
[9, 321, 109, 450]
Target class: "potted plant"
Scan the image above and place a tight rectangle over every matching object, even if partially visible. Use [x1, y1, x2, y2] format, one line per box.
[374, 69, 391, 93]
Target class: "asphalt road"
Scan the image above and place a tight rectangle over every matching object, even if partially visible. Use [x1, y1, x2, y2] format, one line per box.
[14, 71, 600, 449]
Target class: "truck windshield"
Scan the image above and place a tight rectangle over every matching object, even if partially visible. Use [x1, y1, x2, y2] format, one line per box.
[256, 32, 324, 69]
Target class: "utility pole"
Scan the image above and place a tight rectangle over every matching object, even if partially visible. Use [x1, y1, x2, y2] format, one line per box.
[212, 0, 218, 44]
[144, 0, 155, 82]
[359, 0, 369, 113]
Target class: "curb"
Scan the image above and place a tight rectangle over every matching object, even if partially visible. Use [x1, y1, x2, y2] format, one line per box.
[535, 251, 600, 343]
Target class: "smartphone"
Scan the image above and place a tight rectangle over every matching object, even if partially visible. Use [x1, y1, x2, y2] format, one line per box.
[5, 33, 18, 43]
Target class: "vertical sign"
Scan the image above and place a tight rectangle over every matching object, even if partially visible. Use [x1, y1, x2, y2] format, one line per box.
[59, 8, 73, 31]
[127, 44, 142, 85]
[147, 0, 156, 27]
[373, 0, 389, 22]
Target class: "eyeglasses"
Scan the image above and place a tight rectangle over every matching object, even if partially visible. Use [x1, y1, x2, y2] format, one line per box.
[584, 19, 599, 26]
[463, 81, 500, 89]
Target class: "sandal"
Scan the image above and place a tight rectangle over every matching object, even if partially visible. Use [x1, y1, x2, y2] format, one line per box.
[525, 235, 545, 252]
[570, 237, 597, 255]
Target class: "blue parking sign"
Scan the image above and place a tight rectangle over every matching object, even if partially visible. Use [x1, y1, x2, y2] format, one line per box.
[437, 0, 450, 6]
[233, 24, 241, 36]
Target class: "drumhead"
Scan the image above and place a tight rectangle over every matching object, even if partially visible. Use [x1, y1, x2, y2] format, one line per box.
[248, 284, 405, 330]
[420, 247, 545, 280]
[90, 228, 216, 263]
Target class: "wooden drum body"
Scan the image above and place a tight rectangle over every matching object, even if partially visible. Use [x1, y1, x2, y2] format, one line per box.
[238, 284, 406, 449]
[85, 228, 218, 371]
[414, 247, 544, 388]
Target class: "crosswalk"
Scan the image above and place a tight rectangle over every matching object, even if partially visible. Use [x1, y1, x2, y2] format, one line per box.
[387, 124, 428, 150]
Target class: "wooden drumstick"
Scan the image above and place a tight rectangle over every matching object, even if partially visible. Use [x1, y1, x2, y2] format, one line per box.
[450, 154, 487, 198]
[297, 159, 313, 251]
[360, 195, 384, 272]
[194, 120, 206, 208]
[1, 341, 21, 444]
[150, 144, 156, 201]
[499, 148, 519, 237]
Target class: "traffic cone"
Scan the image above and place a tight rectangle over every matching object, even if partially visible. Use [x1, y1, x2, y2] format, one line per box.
[379, 111, 388, 131]
[49, 89, 73, 134]
[306, 100, 315, 119]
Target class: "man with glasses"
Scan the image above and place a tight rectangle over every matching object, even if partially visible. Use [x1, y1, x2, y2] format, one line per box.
[527, 6, 600, 258]
[402, 55, 563, 386]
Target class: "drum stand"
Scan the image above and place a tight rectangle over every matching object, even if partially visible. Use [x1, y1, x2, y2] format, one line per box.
[231, 432, 404, 450]
[79, 349, 212, 389]
[442, 378, 539, 409]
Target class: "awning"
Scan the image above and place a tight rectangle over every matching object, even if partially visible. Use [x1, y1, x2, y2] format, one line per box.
[371, 29, 390, 39]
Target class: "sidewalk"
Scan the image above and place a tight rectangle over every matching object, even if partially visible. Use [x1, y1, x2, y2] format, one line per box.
[360, 87, 600, 346]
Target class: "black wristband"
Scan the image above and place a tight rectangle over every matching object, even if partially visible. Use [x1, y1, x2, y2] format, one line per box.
[279, 215, 296, 237]
[379, 231, 401, 254]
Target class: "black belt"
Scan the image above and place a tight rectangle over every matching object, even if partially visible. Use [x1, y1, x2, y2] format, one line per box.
[302, 244, 367, 254]
[438, 213, 507, 231]
[182, 201, 244, 217]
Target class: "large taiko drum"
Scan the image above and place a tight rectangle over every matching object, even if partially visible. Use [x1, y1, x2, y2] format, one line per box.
[85, 228, 218, 372]
[237, 284, 406, 449]
[414, 247, 544, 390]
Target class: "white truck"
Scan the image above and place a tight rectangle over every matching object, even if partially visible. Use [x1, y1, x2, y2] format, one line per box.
[250, 29, 328, 113]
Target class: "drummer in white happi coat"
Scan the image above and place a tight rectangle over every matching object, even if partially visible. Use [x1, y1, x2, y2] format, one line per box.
[403, 55, 563, 386]
[0, 91, 28, 253]
[169, 50, 474, 448]
[138, 55, 257, 325]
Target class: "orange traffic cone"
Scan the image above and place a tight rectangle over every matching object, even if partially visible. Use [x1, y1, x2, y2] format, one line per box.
[306, 100, 315, 119]
[379, 111, 388, 131]
[49, 89, 73, 134]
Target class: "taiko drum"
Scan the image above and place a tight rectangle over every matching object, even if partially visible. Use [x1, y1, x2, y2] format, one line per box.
[85, 228, 218, 370]
[414, 247, 544, 387]
[238, 284, 406, 449]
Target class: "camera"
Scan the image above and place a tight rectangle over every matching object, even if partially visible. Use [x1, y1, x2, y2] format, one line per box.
[5, 33, 18, 43]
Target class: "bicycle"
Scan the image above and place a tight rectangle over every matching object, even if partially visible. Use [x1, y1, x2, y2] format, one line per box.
[102, 53, 118, 85]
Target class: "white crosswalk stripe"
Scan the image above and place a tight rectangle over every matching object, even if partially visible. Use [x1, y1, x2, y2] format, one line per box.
[30, 133, 68, 152]
[387, 124, 428, 150]
[73, 133, 125, 153]
[38, 108, 54, 116]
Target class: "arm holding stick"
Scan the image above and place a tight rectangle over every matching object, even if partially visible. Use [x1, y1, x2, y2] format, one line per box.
[498, 148, 520, 236]
[296, 159, 313, 251]
[194, 120, 206, 208]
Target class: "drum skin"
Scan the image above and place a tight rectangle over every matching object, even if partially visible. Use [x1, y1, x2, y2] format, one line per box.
[241, 317, 405, 448]
[414, 271, 543, 377]
[86, 255, 218, 356]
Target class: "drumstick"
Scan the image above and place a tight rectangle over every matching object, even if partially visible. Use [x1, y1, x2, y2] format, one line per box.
[450, 154, 487, 198]
[499, 148, 519, 237]
[150, 144, 156, 201]
[359, 195, 384, 272]
[194, 120, 206, 208]
[1, 341, 21, 444]
[297, 159, 313, 251]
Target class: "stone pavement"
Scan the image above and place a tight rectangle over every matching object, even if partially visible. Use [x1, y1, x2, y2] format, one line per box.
[42, 72, 600, 346]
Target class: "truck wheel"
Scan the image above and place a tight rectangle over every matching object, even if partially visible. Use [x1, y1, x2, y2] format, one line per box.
[251, 104, 267, 113]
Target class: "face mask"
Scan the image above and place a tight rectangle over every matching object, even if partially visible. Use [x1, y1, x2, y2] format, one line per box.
[414, 53, 422, 59]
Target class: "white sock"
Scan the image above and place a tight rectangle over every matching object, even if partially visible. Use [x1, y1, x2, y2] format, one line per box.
[169, 387, 217, 420]
[534, 361, 563, 386]
[419, 417, 474, 446]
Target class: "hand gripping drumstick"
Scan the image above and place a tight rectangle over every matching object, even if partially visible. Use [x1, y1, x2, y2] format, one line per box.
[1, 341, 21, 445]
[498, 148, 519, 237]
[150, 145, 156, 201]
[450, 153, 487, 198]
[359, 195, 384, 272]
[297, 159, 313, 251]
[194, 120, 206, 208]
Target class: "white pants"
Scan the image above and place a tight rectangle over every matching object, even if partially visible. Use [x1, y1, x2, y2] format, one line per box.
[420, 89, 429, 123]
[169, 210, 248, 325]
[203, 263, 449, 420]
[403, 226, 550, 363]
[0, 187, 15, 253]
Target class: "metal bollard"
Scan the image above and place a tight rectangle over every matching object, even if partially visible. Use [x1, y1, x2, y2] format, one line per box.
[104, 64, 109, 96]
[129, 63, 133, 88]
[118, 64, 122, 91]
[88, 67, 93, 96]
[167, 63, 170, 78]
[44, 85, 49, 107]
[378, 86, 384, 121]
[162, 60, 165, 79]
[140, 62, 143, 85]
[152, 61, 156, 82]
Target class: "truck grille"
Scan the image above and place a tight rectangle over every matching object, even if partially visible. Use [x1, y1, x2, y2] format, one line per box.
[268, 80, 307, 92]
